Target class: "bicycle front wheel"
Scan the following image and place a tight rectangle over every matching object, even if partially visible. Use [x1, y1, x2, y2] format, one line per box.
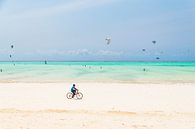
[76, 92, 83, 99]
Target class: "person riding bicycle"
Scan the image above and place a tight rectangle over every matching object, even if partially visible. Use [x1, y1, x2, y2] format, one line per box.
[71, 84, 78, 98]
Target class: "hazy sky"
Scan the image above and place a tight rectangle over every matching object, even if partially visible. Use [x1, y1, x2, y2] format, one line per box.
[0, 0, 194, 61]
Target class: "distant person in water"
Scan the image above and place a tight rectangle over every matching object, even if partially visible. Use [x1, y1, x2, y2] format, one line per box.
[71, 84, 78, 98]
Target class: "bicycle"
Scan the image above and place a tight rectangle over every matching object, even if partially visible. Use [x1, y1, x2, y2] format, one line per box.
[66, 90, 83, 99]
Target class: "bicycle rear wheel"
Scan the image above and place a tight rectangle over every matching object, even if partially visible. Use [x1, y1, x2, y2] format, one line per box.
[66, 92, 73, 99]
[76, 92, 83, 99]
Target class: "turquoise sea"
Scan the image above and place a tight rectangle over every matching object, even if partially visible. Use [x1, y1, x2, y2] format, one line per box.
[0, 61, 195, 83]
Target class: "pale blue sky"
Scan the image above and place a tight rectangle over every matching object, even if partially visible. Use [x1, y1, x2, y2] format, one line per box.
[0, 0, 194, 61]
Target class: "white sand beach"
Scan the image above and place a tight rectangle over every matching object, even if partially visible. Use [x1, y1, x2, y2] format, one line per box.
[0, 83, 195, 129]
[1, 0, 195, 128]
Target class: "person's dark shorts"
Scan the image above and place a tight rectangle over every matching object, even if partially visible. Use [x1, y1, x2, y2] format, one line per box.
[71, 90, 76, 94]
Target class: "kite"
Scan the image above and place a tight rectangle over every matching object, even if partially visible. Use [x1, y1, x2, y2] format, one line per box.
[105, 37, 111, 45]
[11, 45, 14, 49]
[9, 44, 15, 66]
[152, 41, 156, 44]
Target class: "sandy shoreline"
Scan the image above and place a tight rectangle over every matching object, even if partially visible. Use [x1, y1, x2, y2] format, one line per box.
[0, 83, 195, 129]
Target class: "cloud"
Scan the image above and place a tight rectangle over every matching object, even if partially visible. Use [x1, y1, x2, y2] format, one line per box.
[0, 48, 9, 54]
[36, 49, 66, 56]
[35, 49, 124, 57]
[96, 50, 124, 56]
[4, 0, 117, 19]
[0, 0, 5, 8]
[67, 49, 91, 55]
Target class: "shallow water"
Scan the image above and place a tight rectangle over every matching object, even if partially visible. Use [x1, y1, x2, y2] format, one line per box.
[0, 61, 195, 83]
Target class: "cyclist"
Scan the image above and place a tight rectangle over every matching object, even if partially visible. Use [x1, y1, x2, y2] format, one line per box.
[71, 84, 78, 98]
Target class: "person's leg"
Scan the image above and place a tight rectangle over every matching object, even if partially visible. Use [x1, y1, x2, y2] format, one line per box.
[72, 90, 76, 98]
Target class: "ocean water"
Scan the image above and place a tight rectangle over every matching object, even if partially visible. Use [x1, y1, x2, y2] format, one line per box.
[0, 61, 195, 83]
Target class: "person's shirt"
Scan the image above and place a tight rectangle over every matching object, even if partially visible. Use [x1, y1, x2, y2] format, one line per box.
[71, 86, 77, 92]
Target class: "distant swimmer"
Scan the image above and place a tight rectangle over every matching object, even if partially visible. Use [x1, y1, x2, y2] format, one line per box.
[0, 69, 2, 72]
[44, 60, 47, 64]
